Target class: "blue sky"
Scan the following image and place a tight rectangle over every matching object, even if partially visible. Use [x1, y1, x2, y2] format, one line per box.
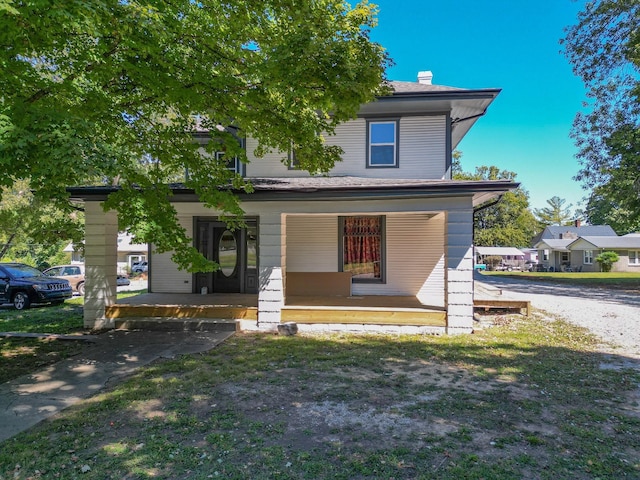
[369, 0, 588, 214]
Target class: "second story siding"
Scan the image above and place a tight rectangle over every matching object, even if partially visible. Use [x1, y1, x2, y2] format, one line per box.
[245, 114, 448, 180]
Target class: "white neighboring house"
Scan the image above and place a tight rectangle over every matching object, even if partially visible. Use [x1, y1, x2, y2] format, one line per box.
[64, 233, 148, 274]
[566, 233, 640, 272]
[68, 70, 518, 334]
[474, 246, 526, 270]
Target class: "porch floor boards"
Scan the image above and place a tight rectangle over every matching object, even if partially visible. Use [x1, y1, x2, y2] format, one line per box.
[107, 293, 447, 327]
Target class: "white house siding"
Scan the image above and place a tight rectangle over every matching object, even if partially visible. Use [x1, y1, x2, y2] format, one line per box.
[286, 216, 338, 272]
[244, 115, 447, 179]
[149, 215, 194, 293]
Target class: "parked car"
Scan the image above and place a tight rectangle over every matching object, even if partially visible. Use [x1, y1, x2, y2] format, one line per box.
[524, 260, 538, 272]
[131, 261, 148, 273]
[43, 264, 85, 295]
[44, 265, 132, 294]
[0, 263, 72, 310]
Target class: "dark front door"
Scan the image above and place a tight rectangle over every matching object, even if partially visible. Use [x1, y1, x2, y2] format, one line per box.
[195, 219, 258, 294]
[212, 226, 241, 293]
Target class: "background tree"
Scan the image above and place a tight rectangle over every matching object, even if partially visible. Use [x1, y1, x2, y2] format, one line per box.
[0, 180, 80, 267]
[0, 0, 389, 271]
[453, 160, 538, 247]
[534, 196, 575, 226]
[580, 186, 640, 235]
[563, 1, 640, 230]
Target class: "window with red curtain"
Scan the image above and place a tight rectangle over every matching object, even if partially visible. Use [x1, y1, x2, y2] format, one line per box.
[341, 216, 383, 281]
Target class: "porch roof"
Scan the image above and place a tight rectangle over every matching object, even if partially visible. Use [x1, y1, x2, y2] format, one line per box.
[68, 178, 518, 208]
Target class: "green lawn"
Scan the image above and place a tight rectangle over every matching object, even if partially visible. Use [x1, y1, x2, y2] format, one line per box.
[482, 271, 640, 289]
[1, 312, 640, 479]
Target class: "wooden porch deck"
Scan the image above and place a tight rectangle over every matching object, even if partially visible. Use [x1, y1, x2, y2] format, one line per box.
[106, 293, 446, 327]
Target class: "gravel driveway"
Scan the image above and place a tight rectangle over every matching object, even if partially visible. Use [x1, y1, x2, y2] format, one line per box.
[475, 272, 640, 358]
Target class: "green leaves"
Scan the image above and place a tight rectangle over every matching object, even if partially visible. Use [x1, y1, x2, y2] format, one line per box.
[0, 0, 388, 271]
[563, 1, 640, 229]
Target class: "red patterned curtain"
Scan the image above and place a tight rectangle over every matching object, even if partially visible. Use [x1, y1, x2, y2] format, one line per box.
[343, 216, 381, 278]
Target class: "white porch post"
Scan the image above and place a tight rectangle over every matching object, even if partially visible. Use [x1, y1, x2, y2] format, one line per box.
[83, 202, 118, 329]
[445, 208, 475, 334]
[257, 213, 286, 331]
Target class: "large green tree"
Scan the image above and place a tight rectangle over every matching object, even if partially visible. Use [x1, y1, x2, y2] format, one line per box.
[563, 1, 640, 229]
[0, 0, 388, 271]
[453, 161, 538, 248]
[581, 186, 640, 234]
[533, 196, 574, 227]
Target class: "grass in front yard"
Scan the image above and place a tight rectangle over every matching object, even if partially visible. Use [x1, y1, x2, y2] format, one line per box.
[0, 290, 147, 384]
[484, 271, 640, 290]
[1, 313, 639, 479]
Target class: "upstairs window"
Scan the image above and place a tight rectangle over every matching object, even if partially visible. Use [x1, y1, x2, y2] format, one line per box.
[288, 147, 300, 170]
[216, 152, 240, 174]
[367, 120, 398, 167]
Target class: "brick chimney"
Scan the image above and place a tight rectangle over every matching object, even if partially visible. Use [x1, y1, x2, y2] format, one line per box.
[575, 219, 581, 227]
[418, 71, 433, 85]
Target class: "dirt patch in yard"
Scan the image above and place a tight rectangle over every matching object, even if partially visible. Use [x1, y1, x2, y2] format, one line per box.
[5, 317, 640, 479]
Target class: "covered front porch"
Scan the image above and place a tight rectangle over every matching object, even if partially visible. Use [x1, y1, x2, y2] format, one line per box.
[105, 293, 446, 330]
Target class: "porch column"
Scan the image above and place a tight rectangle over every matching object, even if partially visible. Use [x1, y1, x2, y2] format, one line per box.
[83, 202, 118, 329]
[257, 213, 286, 331]
[445, 209, 474, 334]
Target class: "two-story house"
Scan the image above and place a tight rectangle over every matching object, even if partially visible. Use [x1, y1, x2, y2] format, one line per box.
[69, 71, 517, 334]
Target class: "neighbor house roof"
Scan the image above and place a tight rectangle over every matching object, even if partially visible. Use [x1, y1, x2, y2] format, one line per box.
[568, 236, 640, 250]
[64, 233, 147, 253]
[531, 224, 617, 246]
[545, 225, 616, 239]
[474, 247, 524, 257]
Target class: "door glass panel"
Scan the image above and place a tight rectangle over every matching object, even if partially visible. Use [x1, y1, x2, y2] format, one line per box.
[219, 230, 237, 277]
[247, 226, 257, 269]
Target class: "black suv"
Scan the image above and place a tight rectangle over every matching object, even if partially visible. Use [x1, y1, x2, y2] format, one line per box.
[0, 263, 73, 310]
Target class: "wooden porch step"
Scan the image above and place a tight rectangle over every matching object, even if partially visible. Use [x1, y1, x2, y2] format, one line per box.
[473, 299, 531, 316]
[281, 307, 447, 326]
[106, 304, 257, 321]
[114, 318, 239, 332]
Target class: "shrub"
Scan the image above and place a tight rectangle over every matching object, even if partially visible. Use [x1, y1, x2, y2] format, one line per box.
[595, 251, 619, 272]
[484, 255, 503, 270]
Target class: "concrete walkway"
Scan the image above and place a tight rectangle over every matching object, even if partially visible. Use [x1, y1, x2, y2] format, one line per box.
[0, 329, 234, 443]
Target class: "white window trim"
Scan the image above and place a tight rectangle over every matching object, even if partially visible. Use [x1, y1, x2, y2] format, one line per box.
[629, 250, 640, 266]
[216, 151, 240, 173]
[583, 250, 593, 265]
[367, 120, 398, 168]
